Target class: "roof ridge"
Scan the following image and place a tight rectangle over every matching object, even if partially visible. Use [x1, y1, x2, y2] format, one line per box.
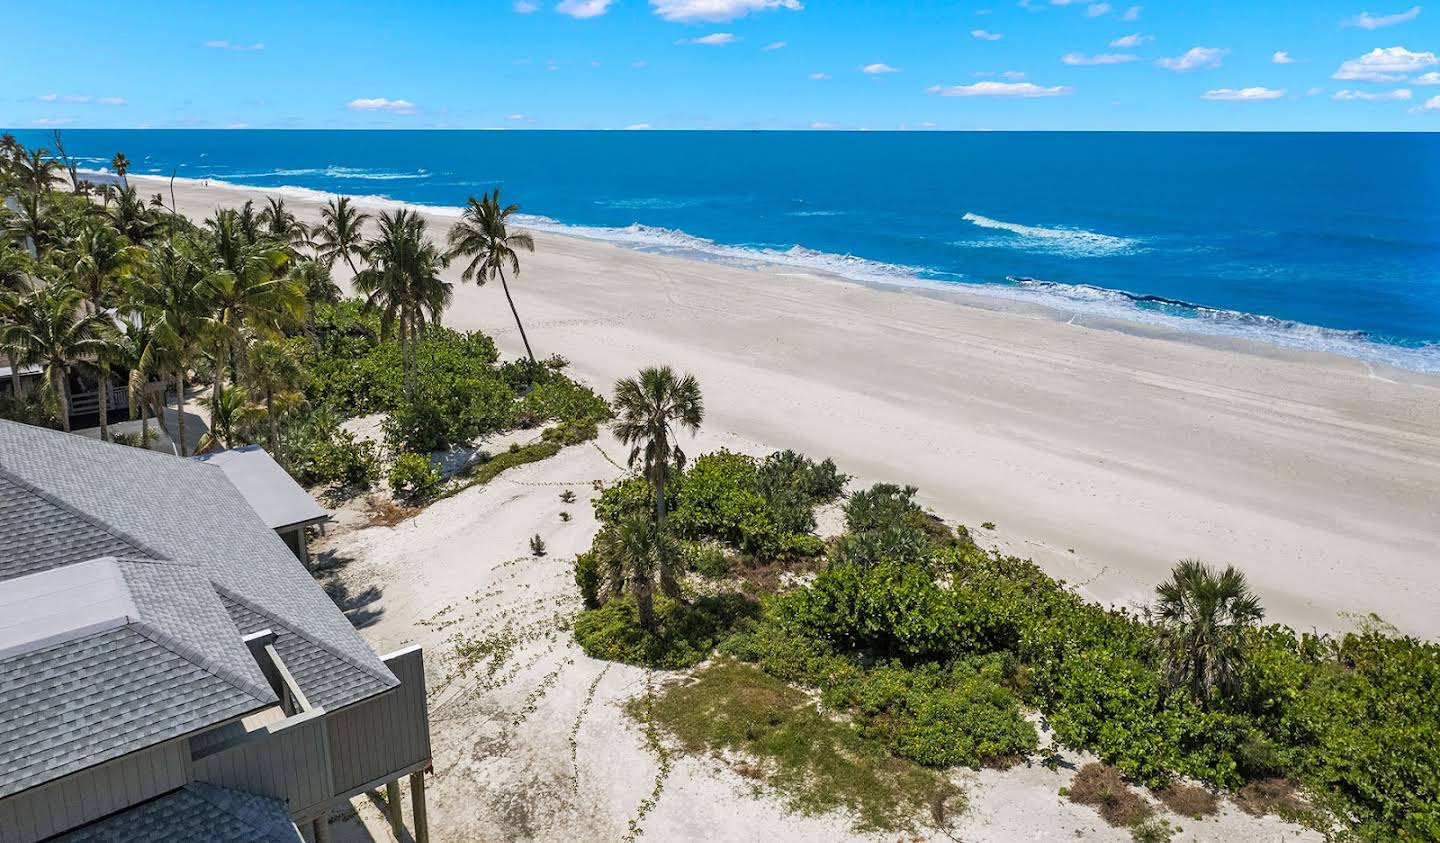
[0, 465, 164, 567]
[215, 584, 398, 689]
[127, 619, 278, 707]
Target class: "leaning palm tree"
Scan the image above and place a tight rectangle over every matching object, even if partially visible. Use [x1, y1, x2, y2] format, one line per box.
[0, 284, 111, 432]
[246, 338, 306, 463]
[311, 196, 370, 276]
[612, 366, 704, 524]
[596, 512, 682, 630]
[133, 243, 212, 456]
[354, 209, 452, 398]
[446, 188, 538, 363]
[1150, 559, 1265, 707]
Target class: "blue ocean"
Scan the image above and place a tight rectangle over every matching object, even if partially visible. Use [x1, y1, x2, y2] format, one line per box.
[13, 129, 1440, 371]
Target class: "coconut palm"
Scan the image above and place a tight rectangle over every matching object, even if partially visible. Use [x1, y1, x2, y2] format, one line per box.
[4, 192, 49, 254]
[354, 209, 451, 398]
[235, 200, 262, 245]
[115, 312, 162, 449]
[110, 152, 130, 179]
[246, 338, 306, 463]
[596, 512, 682, 630]
[14, 146, 60, 194]
[0, 284, 111, 432]
[290, 259, 342, 308]
[258, 197, 308, 256]
[1151, 559, 1265, 707]
[612, 366, 704, 525]
[53, 222, 146, 439]
[195, 384, 263, 454]
[312, 196, 370, 276]
[134, 243, 212, 456]
[0, 241, 33, 398]
[110, 186, 159, 244]
[446, 189, 538, 363]
[202, 209, 299, 395]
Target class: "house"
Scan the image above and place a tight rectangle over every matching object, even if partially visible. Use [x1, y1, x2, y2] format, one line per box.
[193, 446, 329, 565]
[0, 420, 432, 843]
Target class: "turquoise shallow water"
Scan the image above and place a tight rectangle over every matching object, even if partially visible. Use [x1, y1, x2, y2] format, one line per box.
[12, 129, 1440, 371]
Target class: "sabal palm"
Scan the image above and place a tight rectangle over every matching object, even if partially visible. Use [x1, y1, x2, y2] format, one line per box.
[612, 366, 704, 524]
[134, 243, 212, 456]
[446, 189, 538, 362]
[596, 512, 682, 630]
[312, 196, 370, 276]
[0, 284, 111, 432]
[246, 338, 306, 463]
[1151, 558, 1265, 707]
[354, 209, 452, 397]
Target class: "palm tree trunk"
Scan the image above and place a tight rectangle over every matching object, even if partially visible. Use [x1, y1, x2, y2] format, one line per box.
[4, 351, 22, 398]
[401, 319, 415, 400]
[265, 389, 281, 463]
[175, 369, 188, 457]
[51, 366, 70, 433]
[139, 382, 150, 448]
[633, 572, 655, 631]
[97, 363, 109, 441]
[654, 467, 667, 525]
[497, 269, 536, 364]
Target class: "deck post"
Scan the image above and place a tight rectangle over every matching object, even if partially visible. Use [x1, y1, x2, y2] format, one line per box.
[312, 814, 331, 843]
[410, 771, 430, 843]
[386, 779, 404, 839]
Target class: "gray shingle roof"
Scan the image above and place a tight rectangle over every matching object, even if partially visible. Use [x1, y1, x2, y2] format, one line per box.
[0, 472, 153, 579]
[0, 421, 396, 697]
[56, 781, 303, 842]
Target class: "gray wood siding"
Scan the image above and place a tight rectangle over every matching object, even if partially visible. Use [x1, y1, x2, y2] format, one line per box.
[0, 738, 189, 843]
[192, 708, 333, 817]
[326, 647, 432, 797]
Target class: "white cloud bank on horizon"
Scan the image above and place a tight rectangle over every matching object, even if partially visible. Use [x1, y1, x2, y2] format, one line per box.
[556, 0, 614, 18]
[347, 98, 417, 113]
[1063, 52, 1138, 65]
[862, 63, 900, 73]
[1333, 87, 1413, 100]
[926, 81, 1072, 97]
[1156, 46, 1228, 71]
[1333, 46, 1438, 80]
[1343, 5, 1421, 29]
[651, 0, 802, 23]
[1202, 87, 1286, 100]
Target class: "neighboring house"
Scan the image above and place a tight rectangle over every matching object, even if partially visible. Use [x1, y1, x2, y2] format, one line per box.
[0, 420, 432, 843]
[193, 446, 329, 566]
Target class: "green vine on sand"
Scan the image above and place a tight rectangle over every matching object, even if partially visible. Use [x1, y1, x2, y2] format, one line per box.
[513, 655, 575, 727]
[570, 664, 612, 795]
[623, 671, 673, 843]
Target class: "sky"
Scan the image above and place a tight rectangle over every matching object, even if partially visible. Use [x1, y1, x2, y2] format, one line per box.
[3, 0, 1438, 131]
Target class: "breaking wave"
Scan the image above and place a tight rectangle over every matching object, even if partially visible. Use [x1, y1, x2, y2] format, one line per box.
[961, 212, 1140, 258]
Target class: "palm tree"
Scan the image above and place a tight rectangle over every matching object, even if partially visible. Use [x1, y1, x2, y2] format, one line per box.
[116, 312, 162, 449]
[612, 366, 704, 525]
[53, 222, 146, 439]
[596, 512, 682, 630]
[354, 209, 451, 398]
[202, 209, 299, 396]
[246, 338, 305, 463]
[111, 186, 159, 244]
[312, 196, 370, 276]
[446, 188, 538, 363]
[134, 243, 212, 456]
[14, 146, 60, 194]
[110, 152, 130, 179]
[195, 384, 263, 453]
[236, 200, 262, 245]
[258, 197, 308, 256]
[290, 259, 342, 308]
[4, 192, 49, 254]
[0, 284, 111, 432]
[1151, 559, 1265, 707]
[0, 240, 34, 397]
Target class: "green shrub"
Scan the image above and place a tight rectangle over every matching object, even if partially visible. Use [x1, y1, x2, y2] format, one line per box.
[575, 551, 601, 609]
[514, 375, 611, 429]
[574, 594, 761, 669]
[449, 439, 561, 491]
[684, 541, 732, 579]
[593, 474, 672, 527]
[388, 452, 440, 501]
[286, 412, 381, 488]
[792, 562, 963, 659]
[671, 450, 819, 559]
[757, 449, 849, 503]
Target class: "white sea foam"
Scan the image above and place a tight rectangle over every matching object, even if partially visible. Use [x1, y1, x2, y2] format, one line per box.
[961, 212, 1139, 258]
[225, 166, 429, 182]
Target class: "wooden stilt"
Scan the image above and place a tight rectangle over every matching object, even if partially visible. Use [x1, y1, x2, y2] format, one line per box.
[410, 771, 430, 843]
[386, 780, 404, 840]
[312, 814, 331, 843]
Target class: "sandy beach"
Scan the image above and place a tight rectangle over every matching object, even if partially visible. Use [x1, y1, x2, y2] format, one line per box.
[140, 174, 1440, 639]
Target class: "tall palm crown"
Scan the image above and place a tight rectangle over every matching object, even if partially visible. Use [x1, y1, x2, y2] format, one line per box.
[15, 147, 60, 194]
[312, 196, 370, 276]
[354, 209, 452, 396]
[258, 197, 308, 255]
[0, 284, 112, 432]
[110, 152, 130, 178]
[1151, 558, 1265, 707]
[202, 209, 300, 390]
[612, 366, 704, 524]
[110, 186, 160, 244]
[133, 243, 214, 456]
[246, 338, 306, 463]
[446, 188, 538, 362]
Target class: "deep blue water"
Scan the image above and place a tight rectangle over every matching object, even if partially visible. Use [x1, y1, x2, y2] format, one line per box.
[12, 129, 1440, 371]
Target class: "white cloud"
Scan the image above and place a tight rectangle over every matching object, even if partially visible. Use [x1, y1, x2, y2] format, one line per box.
[557, 0, 614, 17]
[1415, 71, 1440, 83]
[1002, 70, 1028, 80]
[1202, 86, 1286, 100]
[808, 71, 830, 80]
[679, 32, 738, 45]
[95, 97, 126, 106]
[1156, 46, 1228, 71]
[513, 0, 539, 11]
[926, 81, 1073, 97]
[1063, 52, 1138, 65]
[203, 40, 264, 51]
[763, 41, 787, 50]
[1086, 3, 1112, 17]
[41, 94, 125, 105]
[1333, 46, 1437, 81]
[1343, 5, 1422, 29]
[347, 97, 417, 113]
[862, 63, 900, 74]
[651, 0, 802, 23]
[972, 29, 1003, 40]
[1272, 51, 1298, 64]
[1110, 33, 1152, 47]
[36, 94, 57, 102]
[625, 123, 653, 129]
[1411, 93, 1440, 110]
[1121, 4, 1142, 19]
[1334, 87, 1413, 100]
